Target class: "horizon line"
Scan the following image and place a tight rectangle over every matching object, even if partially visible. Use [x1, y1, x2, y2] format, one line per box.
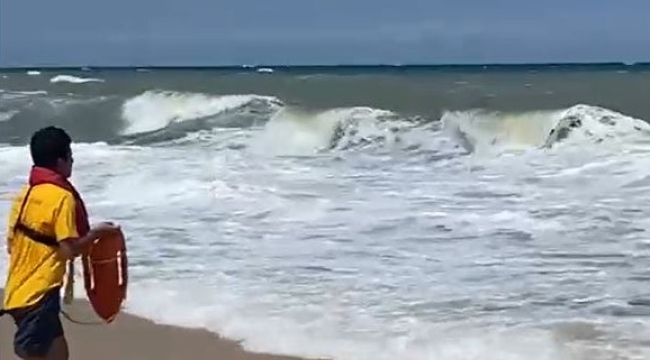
[1, 61, 650, 71]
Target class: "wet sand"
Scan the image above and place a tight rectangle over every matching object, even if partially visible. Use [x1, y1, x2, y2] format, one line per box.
[0, 289, 313, 360]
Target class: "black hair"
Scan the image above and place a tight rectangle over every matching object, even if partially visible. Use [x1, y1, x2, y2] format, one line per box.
[29, 126, 72, 168]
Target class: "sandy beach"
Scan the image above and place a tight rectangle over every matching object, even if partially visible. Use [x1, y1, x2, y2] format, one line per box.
[0, 289, 312, 360]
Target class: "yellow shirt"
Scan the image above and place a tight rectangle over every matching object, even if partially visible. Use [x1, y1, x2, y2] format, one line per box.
[3, 183, 79, 310]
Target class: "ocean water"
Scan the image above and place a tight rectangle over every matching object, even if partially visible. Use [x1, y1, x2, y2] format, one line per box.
[3, 66, 650, 359]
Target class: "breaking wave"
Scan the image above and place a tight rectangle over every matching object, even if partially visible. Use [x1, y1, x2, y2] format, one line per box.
[252, 103, 650, 156]
[114, 91, 650, 155]
[50, 74, 105, 84]
[442, 104, 650, 154]
[118, 90, 283, 143]
[1, 87, 649, 156]
[251, 106, 418, 155]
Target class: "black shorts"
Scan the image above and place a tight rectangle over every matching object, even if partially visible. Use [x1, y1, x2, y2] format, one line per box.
[5, 287, 64, 359]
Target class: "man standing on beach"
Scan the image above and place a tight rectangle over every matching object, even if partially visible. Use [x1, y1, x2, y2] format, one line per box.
[1, 126, 118, 360]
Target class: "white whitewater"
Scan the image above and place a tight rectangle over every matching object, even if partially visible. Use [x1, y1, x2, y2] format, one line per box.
[2, 100, 650, 360]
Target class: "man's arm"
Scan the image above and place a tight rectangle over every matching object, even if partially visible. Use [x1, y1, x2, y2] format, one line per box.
[52, 193, 114, 260]
[58, 231, 101, 260]
[5, 193, 21, 255]
[5, 221, 11, 254]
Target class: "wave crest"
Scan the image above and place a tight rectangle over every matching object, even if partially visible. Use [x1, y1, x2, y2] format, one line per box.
[250, 107, 418, 155]
[441, 104, 650, 154]
[50, 75, 105, 84]
[544, 104, 650, 148]
[118, 90, 283, 143]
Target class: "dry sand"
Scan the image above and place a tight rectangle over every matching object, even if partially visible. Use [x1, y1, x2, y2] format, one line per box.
[0, 289, 314, 360]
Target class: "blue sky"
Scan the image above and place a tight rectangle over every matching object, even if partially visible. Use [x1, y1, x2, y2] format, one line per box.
[1, 0, 649, 66]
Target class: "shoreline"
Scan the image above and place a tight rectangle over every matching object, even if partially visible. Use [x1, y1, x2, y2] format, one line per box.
[0, 289, 315, 360]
